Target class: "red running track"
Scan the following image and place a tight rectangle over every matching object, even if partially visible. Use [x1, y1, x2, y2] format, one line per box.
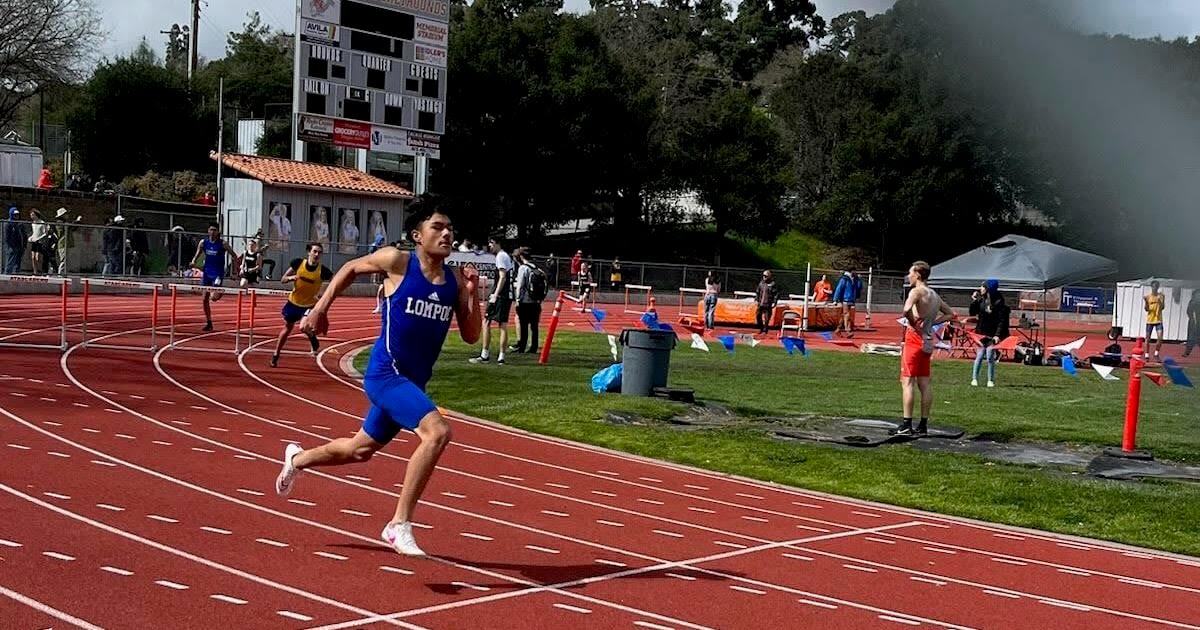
[1, 294, 1200, 629]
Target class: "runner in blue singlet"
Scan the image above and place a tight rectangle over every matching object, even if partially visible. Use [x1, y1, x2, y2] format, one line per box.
[272, 197, 482, 557]
[191, 223, 239, 331]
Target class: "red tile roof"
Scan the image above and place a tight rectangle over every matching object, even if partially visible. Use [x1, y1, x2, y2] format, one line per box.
[212, 152, 413, 199]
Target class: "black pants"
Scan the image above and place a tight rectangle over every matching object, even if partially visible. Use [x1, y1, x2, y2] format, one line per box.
[755, 305, 772, 333]
[516, 302, 542, 352]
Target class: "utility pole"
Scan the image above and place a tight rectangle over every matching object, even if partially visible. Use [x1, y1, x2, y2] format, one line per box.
[188, 0, 200, 82]
[216, 78, 224, 222]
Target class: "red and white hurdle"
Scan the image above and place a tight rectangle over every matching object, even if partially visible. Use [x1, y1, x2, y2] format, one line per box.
[0, 274, 69, 351]
[80, 277, 163, 351]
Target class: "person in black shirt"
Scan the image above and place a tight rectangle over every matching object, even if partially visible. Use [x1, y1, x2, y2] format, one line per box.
[240, 239, 264, 287]
[969, 279, 1010, 387]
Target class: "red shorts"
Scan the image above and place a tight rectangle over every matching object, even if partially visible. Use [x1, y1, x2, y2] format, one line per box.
[901, 328, 932, 378]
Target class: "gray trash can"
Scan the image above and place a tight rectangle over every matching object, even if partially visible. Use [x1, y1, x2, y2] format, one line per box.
[619, 328, 677, 396]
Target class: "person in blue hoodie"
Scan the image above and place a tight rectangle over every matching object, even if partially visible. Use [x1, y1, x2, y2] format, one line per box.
[832, 271, 863, 337]
[4, 206, 26, 273]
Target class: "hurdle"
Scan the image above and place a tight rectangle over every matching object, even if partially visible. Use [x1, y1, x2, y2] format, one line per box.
[733, 290, 757, 300]
[677, 287, 707, 319]
[167, 282, 245, 353]
[0, 274, 69, 351]
[623, 284, 653, 315]
[244, 287, 291, 352]
[80, 277, 163, 351]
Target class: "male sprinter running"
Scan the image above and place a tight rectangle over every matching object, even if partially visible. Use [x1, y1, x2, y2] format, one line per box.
[270, 242, 333, 367]
[192, 223, 239, 331]
[274, 198, 481, 556]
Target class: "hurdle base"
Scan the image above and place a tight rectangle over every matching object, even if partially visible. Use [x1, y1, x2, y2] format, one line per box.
[1102, 446, 1154, 461]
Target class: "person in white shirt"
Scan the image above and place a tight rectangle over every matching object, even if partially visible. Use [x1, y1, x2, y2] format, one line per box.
[470, 237, 514, 365]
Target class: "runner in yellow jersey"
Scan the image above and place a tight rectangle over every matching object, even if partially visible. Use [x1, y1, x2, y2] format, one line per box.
[1143, 280, 1166, 360]
[271, 242, 333, 367]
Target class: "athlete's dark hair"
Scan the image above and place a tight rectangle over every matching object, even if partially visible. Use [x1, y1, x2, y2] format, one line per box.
[405, 194, 449, 242]
[307, 241, 322, 252]
[208, 222, 219, 230]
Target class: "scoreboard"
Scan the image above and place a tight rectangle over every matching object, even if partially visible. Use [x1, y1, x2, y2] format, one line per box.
[294, 0, 447, 158]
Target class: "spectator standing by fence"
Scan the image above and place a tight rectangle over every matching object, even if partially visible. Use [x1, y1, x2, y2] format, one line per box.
[52, 208, 82, 275]
[704, 270, 720, 331]
[4, 206, 26, 273]
[511, 248, 546, 354]
[755, 270, 779, 335]
[26, 209, 49, 274]
[610, 257, 622, 290]
[103, 216, 125, 275]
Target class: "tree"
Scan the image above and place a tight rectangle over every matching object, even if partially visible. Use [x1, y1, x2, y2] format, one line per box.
[0, 0, 103, 131]
[66, 43, 212, 179]
[163, 24, 190, 75]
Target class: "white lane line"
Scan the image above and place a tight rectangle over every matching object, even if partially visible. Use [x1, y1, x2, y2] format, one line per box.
[82, 428, 100, 433]
[866, 537, 897, 545]
[741, 516, 768, 523]
[983, 590, 1019, 599]
[147, 514, 179, 523]
[798, 599, 838, 610]
[1057, 542, 1091, 551]
[101, 566, 134, 576]
[489, 500, 514, 507]
[879, 615, 921, 626]
[553, 603, 593, 614]
[597, 470, 620, 477]
[6, 443, 30, 450]
[314, 552, 349, 561]
[451, 582, 490, 592]
[156, 580, 190, 590]
[735, 493, 763, 500]
[72, 403, 88, 408]
[234, 454, 256, 461]
[48, 451, 72, 459]
[1119, 578, 1164, 589]
[170, 420, 190, 426]
[243, 432, 262, 438]
[236, 488, 264, 496]
[852, 511, 882, 518]
[211, 594, 248, 605]
[498, 475, 524, 482]
[10, 392, 27, 397]
[380, 566, 414, 575]
[595, 559, 627, 567]
[665, 573, 697, 581]
[591, 490, 617, 497]
[201, 526, 232, 535]
[208, 426, 229, 433]
[1039, 600, 1092, 612]
[689, 507, 716, 514]
[158, 399, 176, 405]
[0, 585, 105, 630]
[844, 564, 879, 574]
[1058, 569, 1091, 577]
[312, 425, 332, 431]
[596, 520, 625, 527]
[545, 483, 570, 489]
[114, 433, 136, 440]
[441, 492, 466, 499]
[152, 440, 173, 446]
[910, 577, 947, 587]
[1123, 552, 1157, 560]
[411, 522, 432, 529]
[43, 551, 75, 561]
[792, 502, 823, 509]
[638, 498, 665, 505]
[278, 611, 314, 622]
[714, 541, 747, 549]
[460, 533, 494, 541]
[129, 394, 145, 400]
[639, 477, 663, 483]
[684, 484, 708, 491]
[190, 405, 208, 410]
[729, 585, 766, 595]
[289, 499, 317, 507]
[103, 409, 122, 415]
[0, 538, 21, 547]
[991, 557, 1028, 566]
[526, 545, 560, 554]
[43, 492, 70, 500]
[924, 547, 956, 555]
[191, 447, 215, 453]
[255, 538, 289, 548]
[101, 390, 119, 396]
[541, 510, 569, 518]
[346, 475, 372, 482]
[41, 418, 60, 423]
[340, 509, 372, 517]
[653, 530, 684, 538]
[635, 623, 677, 630]
[782, 553, 813, 562]
[96, 503, 125, 512]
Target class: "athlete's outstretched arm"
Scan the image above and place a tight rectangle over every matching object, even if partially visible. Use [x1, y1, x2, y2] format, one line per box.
[454, 264, 482, 344]
[304, 247, 406, 336]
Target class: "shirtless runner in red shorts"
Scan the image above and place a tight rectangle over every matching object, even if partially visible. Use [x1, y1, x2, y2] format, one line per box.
[895, 261, 956, 436]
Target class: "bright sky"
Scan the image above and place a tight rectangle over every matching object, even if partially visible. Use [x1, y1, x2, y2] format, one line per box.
[92, 0, 1200, 63]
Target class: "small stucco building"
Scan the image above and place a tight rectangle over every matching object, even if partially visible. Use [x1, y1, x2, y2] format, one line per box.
[213, 152, 413, 271]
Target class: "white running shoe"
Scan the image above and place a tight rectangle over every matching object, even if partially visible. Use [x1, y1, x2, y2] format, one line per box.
[381, 521, 426, 557]
[987, 380, 995, 388]
[275, 443, 303, 496]
[970, 379, 978, 387]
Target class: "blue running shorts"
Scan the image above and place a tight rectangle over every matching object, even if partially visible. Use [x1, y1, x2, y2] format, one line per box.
[361, 373, 438, 444]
